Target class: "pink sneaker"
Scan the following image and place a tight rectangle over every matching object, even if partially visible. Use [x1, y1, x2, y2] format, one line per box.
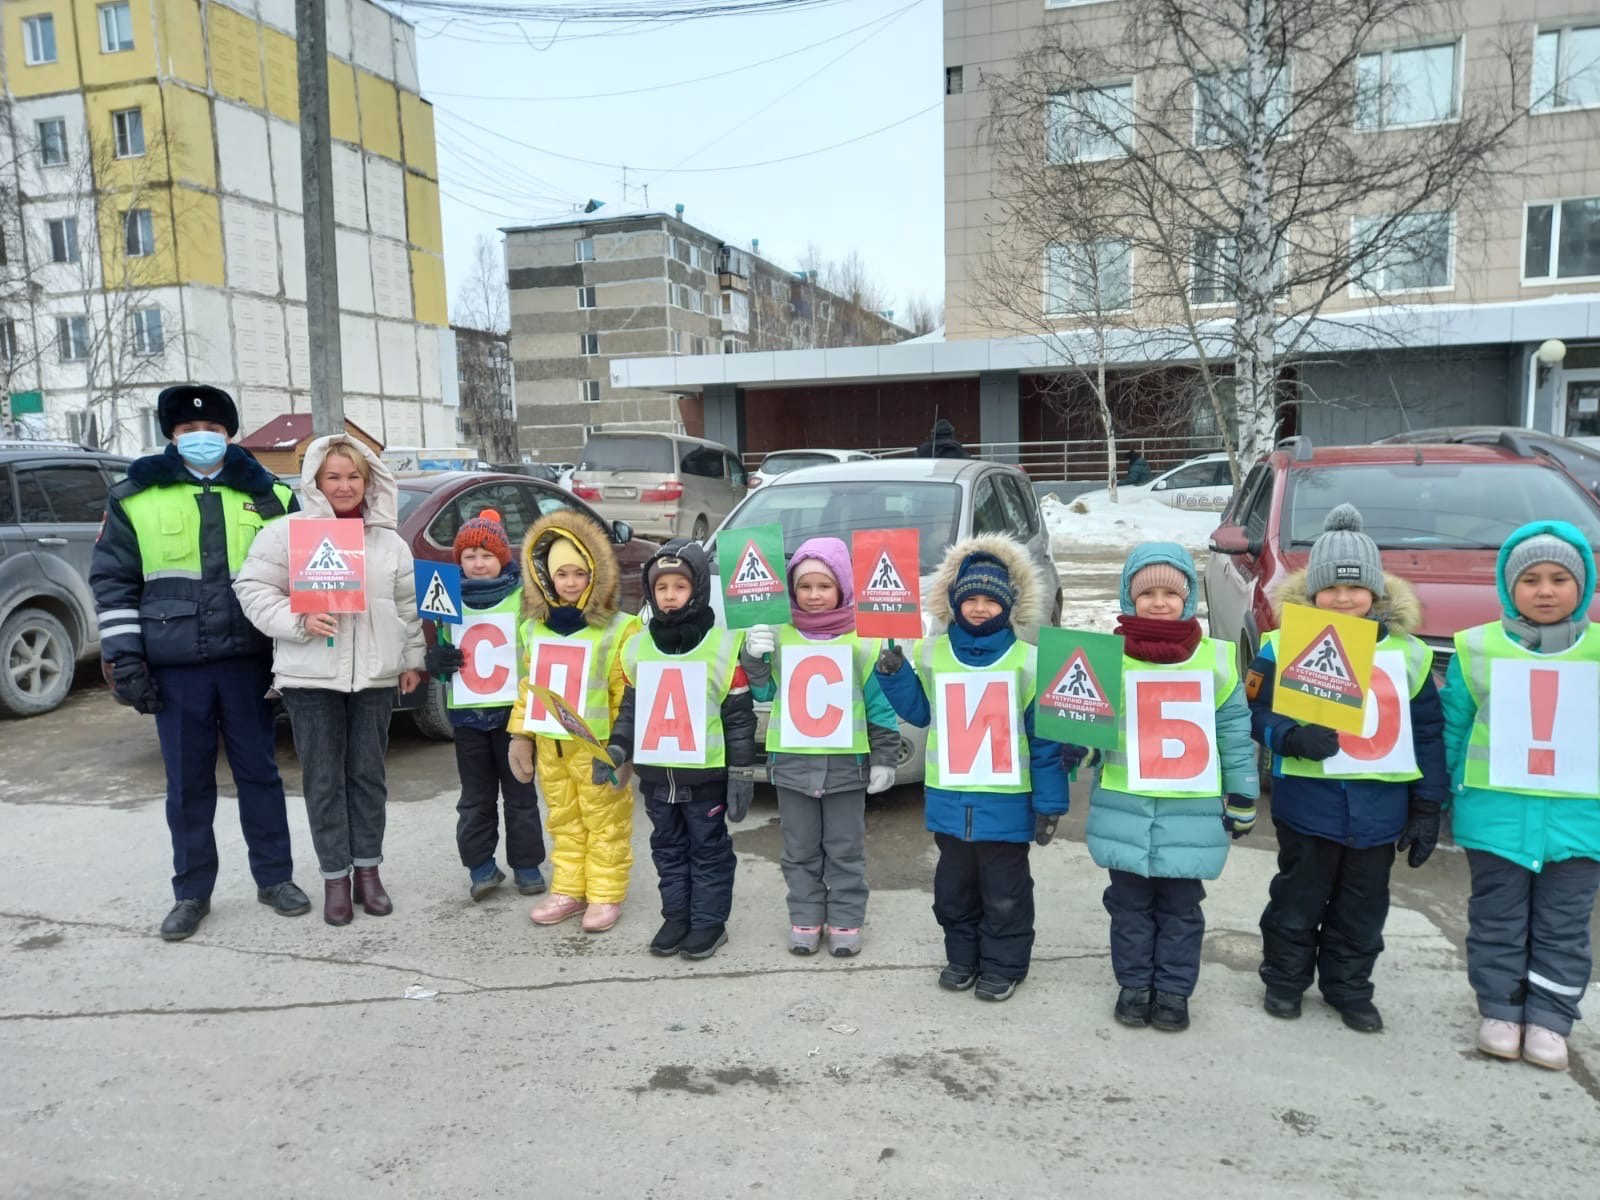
[1523, 1024, 1569, 1071]
[581, 902, 622, 933]
[529, 893, 587, 926]
[1475, 1018, 1522, 1060]
[789, 925, 822, 955]
[827, 926, 862, 957]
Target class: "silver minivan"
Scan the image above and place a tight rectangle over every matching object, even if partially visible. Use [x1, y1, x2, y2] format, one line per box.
[573, 431, 747, 542]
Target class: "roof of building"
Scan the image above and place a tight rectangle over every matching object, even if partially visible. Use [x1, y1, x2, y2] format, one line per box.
[238, 414, 382, 451]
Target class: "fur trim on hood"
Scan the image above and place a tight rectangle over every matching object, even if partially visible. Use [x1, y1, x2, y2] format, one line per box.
[297, 436, 398, 528]
[928, 533, 1044, 634]
[520, 509, 619, 628]
[1272, 568, 1422, 636]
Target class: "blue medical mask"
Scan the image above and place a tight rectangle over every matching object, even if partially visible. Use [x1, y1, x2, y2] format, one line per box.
[175, 430, 228, 468]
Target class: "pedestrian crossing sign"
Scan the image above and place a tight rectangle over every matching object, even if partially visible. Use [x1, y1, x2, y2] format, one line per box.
[415, 560, 463, 624]
[1035, 627, 1124, 748]
[852, 528, 921, 640]
[288, 516, 367, 613]
[1273, 603, 1377, 733]
[717, 522, 790, 628]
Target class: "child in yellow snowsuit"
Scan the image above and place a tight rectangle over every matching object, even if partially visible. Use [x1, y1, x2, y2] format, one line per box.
[508, 511, 639, 933]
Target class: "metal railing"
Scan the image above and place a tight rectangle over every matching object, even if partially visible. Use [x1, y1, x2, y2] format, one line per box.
[743, 434, 1223, 481]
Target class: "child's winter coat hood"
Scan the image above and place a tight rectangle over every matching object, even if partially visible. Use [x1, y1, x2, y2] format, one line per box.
[297, 436, 399, 528]
[1494, 520, 1595, 619]
[520, 509, 619, 628]
[1120, 542, 1199, 620]
[928, 534, 1043, 633]
[1272, 569, 1423, 635]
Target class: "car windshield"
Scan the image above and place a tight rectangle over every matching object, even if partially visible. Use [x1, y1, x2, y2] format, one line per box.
[580, 436, 674, 474]
[714, 480, 962, 574]
[762, 452, 835, 475]
[395, 488, 428, 525]
[1284, 463, 1600, 549]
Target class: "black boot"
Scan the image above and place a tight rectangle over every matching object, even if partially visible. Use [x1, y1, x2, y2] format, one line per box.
[650, 914, 691, 956]
[1263, 989, 1302, 1019]
[680, 924, 728, 960]
[1115, 986, 1153, 1027]
[1337, 999, 1383, 1033]
[1152, 991, 1190, 1032]
[938, 963, 978, 992]
[160, 898, 210, 941]
[975, 973, 1022, 1002]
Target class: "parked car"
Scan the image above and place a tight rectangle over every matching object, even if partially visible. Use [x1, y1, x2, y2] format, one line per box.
[572, 431, 747, 542]
[1077, 451, 1235, 511]
[1203, 435, 1600, 680]
[394, 470, 658, 739]
[748, 448, 876, 489]
[705, 457, 1063, 783]
[0, 443, 131, 716]
[1375, 426, 1600, 497]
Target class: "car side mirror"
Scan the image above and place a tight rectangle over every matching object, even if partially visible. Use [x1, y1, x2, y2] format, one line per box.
[612, 520, 633, 545]
[1209, 526, 1250, 555]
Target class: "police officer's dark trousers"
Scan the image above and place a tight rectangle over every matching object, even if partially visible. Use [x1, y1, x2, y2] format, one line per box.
[152, 656, 293, 901]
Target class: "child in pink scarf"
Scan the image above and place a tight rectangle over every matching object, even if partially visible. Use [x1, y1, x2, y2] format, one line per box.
[739, 537, 901, 956]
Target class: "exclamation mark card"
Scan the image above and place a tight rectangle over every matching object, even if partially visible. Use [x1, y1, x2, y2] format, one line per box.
[1487, 658, 1599, 795]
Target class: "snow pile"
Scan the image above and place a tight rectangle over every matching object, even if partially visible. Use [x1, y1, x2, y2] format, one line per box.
[1041, 492, 1222, 553]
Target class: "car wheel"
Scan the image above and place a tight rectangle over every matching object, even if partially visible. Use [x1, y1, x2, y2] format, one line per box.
[408, 678, 456, 741]
[692, 515, 709, 542]
[0, 607, 76, 717]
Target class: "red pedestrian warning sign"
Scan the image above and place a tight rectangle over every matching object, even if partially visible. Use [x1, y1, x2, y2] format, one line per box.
[289, 517, 367, 614]
[1272, 604, 1377, 734]
[853, 528, 921, 640]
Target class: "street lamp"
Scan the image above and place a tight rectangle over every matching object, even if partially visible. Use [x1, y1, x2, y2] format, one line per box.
[1537, 338, 1568, 387]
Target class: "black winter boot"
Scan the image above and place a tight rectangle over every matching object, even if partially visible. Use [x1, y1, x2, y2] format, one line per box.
[650, 914, 691, 956]
[939, 963, 978, 992]
[680, 924, 728, 960]
[1152, 991, 1190, 1032]
[1336, 999, 1383, 1033]
[1263, 989, 1303, 1019]
[1115, 986, 1153, 1027]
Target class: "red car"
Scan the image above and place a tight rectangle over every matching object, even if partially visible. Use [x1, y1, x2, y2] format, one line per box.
[392, 471, 658, 738]
[1202, 435, 1600, 677]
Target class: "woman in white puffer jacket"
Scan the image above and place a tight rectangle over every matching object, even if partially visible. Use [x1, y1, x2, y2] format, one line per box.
[235, 435, 425, 926]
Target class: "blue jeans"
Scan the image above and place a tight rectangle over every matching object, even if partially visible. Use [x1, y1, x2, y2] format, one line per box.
[281, 688, 395, 878]
[152, 658, 293, 901]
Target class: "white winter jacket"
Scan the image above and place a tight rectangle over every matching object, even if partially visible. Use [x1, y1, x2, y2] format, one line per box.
[234, 436, 425, 693]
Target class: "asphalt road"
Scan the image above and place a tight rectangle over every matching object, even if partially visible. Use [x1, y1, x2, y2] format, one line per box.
[4, 591, 1600, 1196]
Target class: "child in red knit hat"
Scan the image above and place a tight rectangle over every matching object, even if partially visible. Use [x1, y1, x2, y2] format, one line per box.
[423, 509, 548, 900]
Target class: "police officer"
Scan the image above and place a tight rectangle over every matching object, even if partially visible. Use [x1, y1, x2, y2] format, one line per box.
[90, 385, 310, 940]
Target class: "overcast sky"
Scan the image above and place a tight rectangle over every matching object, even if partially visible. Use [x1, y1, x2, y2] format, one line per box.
[400, 0, 945, 324]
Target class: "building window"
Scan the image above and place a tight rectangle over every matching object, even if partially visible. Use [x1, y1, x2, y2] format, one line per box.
[37, 118, 68, 167]
[130, 307, 164, 355]
[1524, 197, 1600, 282]
[124, 208, 154, 257]
[47, 217, 79, 264]
[580, 379, 601, 403]
[57, 315, 89, 362]
[1194, 66, 1291, 147]
[1352, 211, 1454, 292]
[1192, 232, 1237, 305]
[22, 15, 57, 65]
[945, 66, 964, 95]
[691, 336, 712, 355]
[673, 238, 691, 264]
[723, 337, 738, 354]
[112, 108, 145, 158]
[140, 407, 163, 449]
[0, 319, 16, 361]
[670, 330, 683, 354]
[1355, 41, 1459, 129]
[1047, 83, 1134, 164]
[579, 332, 599, 356]
[1044, 239, 1132, 314]
[575, 237, 595, 262]
[1533, 25, 1600, 113]
[577, 286, 596, 309]
[99, 2, 134, 53]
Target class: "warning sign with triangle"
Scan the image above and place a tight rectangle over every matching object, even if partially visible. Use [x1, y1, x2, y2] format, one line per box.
[1034, 627, 1125, 749]
[715, 521, 791, 629]
[851, 528, 922, 640]
[729, 542, 780, 597]
[1280, 624, 1363, 705]
[1041, 649, 1115, 721]
[862, 551, 911, 601]
[307, 538, 348, 573]
[288, 517, 368, 613]
[414, 559, 463, 624]
[1270, 603, 1379, 733]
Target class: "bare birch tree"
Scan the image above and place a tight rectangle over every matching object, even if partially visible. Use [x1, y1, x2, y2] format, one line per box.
[454, 232, 509, 333]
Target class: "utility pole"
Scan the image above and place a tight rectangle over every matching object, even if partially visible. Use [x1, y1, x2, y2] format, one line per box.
[297, 0, 344, 436]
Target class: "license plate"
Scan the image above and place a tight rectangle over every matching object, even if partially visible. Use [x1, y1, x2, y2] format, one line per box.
[605, 486, 637, 500]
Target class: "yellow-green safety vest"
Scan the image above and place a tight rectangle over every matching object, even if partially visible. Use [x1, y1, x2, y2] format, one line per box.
[1269, 629, 1431, 782]
[121, 480, 294, 581]
[519, 612, 638, 743]
[623, 628, 743, 768]
[764, 625, 875, 755]
[920, 635, 1037, 794]
[441, 591, 524, 710]
[1101, 638, 1234, 798]
[1454, 621, 1600, 798]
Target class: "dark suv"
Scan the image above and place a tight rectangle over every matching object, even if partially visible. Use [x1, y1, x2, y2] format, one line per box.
[1203, 435, 1600, 678]
[0, 442, 131, 716]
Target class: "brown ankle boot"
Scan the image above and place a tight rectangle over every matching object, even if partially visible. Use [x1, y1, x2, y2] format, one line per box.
[323, 875, 354, 926]
[353, 866, 392, 916]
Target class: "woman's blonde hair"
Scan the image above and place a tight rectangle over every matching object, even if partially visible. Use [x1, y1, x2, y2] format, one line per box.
[316, 438, 372, 484]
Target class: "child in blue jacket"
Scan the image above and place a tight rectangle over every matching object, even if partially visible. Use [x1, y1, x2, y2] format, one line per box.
[1443, 520, 1600, 1072]
[876, 535, 1068, 1002]
[1248, 505, 1447, 1034]
[1075, 543, 1259, 1033]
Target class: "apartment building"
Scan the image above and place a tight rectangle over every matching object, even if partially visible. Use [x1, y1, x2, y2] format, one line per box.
[942, 0, 1600, 444]
[0, 0, 453, 454]
[503, 211, 908, 464]
[453, 323, 516, 464]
